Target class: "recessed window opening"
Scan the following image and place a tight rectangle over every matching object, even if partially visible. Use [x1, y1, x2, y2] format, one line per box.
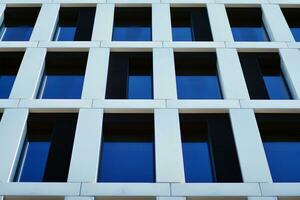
[282, 8, 300, 42]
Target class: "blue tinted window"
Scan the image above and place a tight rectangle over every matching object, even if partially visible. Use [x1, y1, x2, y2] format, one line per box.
[291, 28, 300, 42]
[263, 76, 291, 99]
[1, 26, 33, 41]
[54, 27, 76, 41]
[113, 27, 151, 41]
[17, 141, 50, 182]
[40, 75, 84, 99]
[232, 27, 269, 41]
[176, 76, 222, 99]
[172, 27, 193, 41]
[128, 75, 152, 99]
[182, 142, 214, 182]
[264, 142, 300, 182]
[0, 75, 15, 98]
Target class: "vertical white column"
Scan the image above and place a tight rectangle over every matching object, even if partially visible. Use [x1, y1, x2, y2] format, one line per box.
[92, 4, 115, 41]
[153, 48, 177, 100]
[262, 4, 294, 42]
[30, 4, 60, 41]
[9, 48, 47, 99]
[81, 48, 110, 99]
[154, 109, 185, 183]
[229, 109, 273, 183]
[216, 48, 250, 100]
[0, 109, 29, 182]
[0, 4, 5, 26]
[152, 3, 172, 42]
[68, 109, 103, 182]
[279, 49, 300, 99]
[207, 4, 234, 42]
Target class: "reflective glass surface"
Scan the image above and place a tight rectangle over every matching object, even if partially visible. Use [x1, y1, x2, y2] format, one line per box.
[172, 27, 193, 41]
[40, 75, 84, 99]
[232, 27, 269, 41]
[291, 28, 300, 42]
[17, 141, 50, 182]
[176, 76, 222, 99]
[53, 26, 76, 41]
[128, 76, 153, 99]
[264, 142, 300, 182]
[0, 75, 15, 98]
[112, 27, 151, 41]
[182, 142, 214, 182]
[1, 26, 33, 41]
[263, 76, 291, 99]
[99, 142, 154, 182]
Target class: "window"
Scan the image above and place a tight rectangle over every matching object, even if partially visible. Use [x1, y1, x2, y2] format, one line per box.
[53, 7, 96, 41]
[0, 52, 24, 98]
[171, 7, 212, 41]
[180, 114, 242, 182]
[256, 114, 300, 182]
[239, 53, 291, 99]
[106, 52, 153, 99]
[0, 7, 40, 41]
[38, 52, 87, 99]
[112, 7, 152, 41]
[98, 114, 155, 182]
[227, 8, 270, 41]
[281, 8, 300, 42]
[14, 113, 78, 182]
[175, 52, 222, 99]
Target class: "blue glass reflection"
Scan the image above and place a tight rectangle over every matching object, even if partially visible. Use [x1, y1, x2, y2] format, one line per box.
[264, 142, 300, 182]
[182, 142, 214, 182]
[0, 75, 15, 98]
[290, 28, 300, 42]
[18, 141, 50, 182]
[1, 26, 33, 41]
[232, 27, 269, 41]
[112, 27, 151, 41]
[40, 75, 84, 99]
[172, 27, 193, 41]
[99, 142, 154, 182]
[263, 76, 291, 99]
[128, 76, 152, 99]
[176, 76, 222, 99]
[53, 27, 76, 41]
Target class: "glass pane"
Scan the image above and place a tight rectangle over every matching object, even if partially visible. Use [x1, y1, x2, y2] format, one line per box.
[128, 76, 152, 99]
[232, 27, 269, 41]
[18, 141, 50, 182]
[182, 142, 214, 182]
[172, 27, 193, 41]
[263, 76, 291, 99]
[176, 76, 222, 99]
[0, 75, 15, 98]
[54, 27, 76, 41]
[41, 75, 84, 99]
[1, 26, 33, 41]
[112, 27, 151, 41]
[264, 142, 300, 182]
[291, 28, 300, 42]
[99, 142, 154, 182]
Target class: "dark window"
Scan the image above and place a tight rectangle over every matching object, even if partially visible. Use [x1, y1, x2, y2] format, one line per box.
[171, 7, 212, 41]
[175, 52, 222, 99]
[38, 52, 87, 99]
[180, 114, 242, 183]
[106, 52, 153, 99]
[0, 7, 40, 41]
[98, 114, 155, 182]
[256, 114, 300, 182]
[14, 113, 78, 182]
[281, 9, 300, 42]
[0, 52, 24, 98]
[227, 8, 270, 41]
[112, 7, 152, 41]
[239, 53, 291, 99]
[53, 7, 96, 41]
